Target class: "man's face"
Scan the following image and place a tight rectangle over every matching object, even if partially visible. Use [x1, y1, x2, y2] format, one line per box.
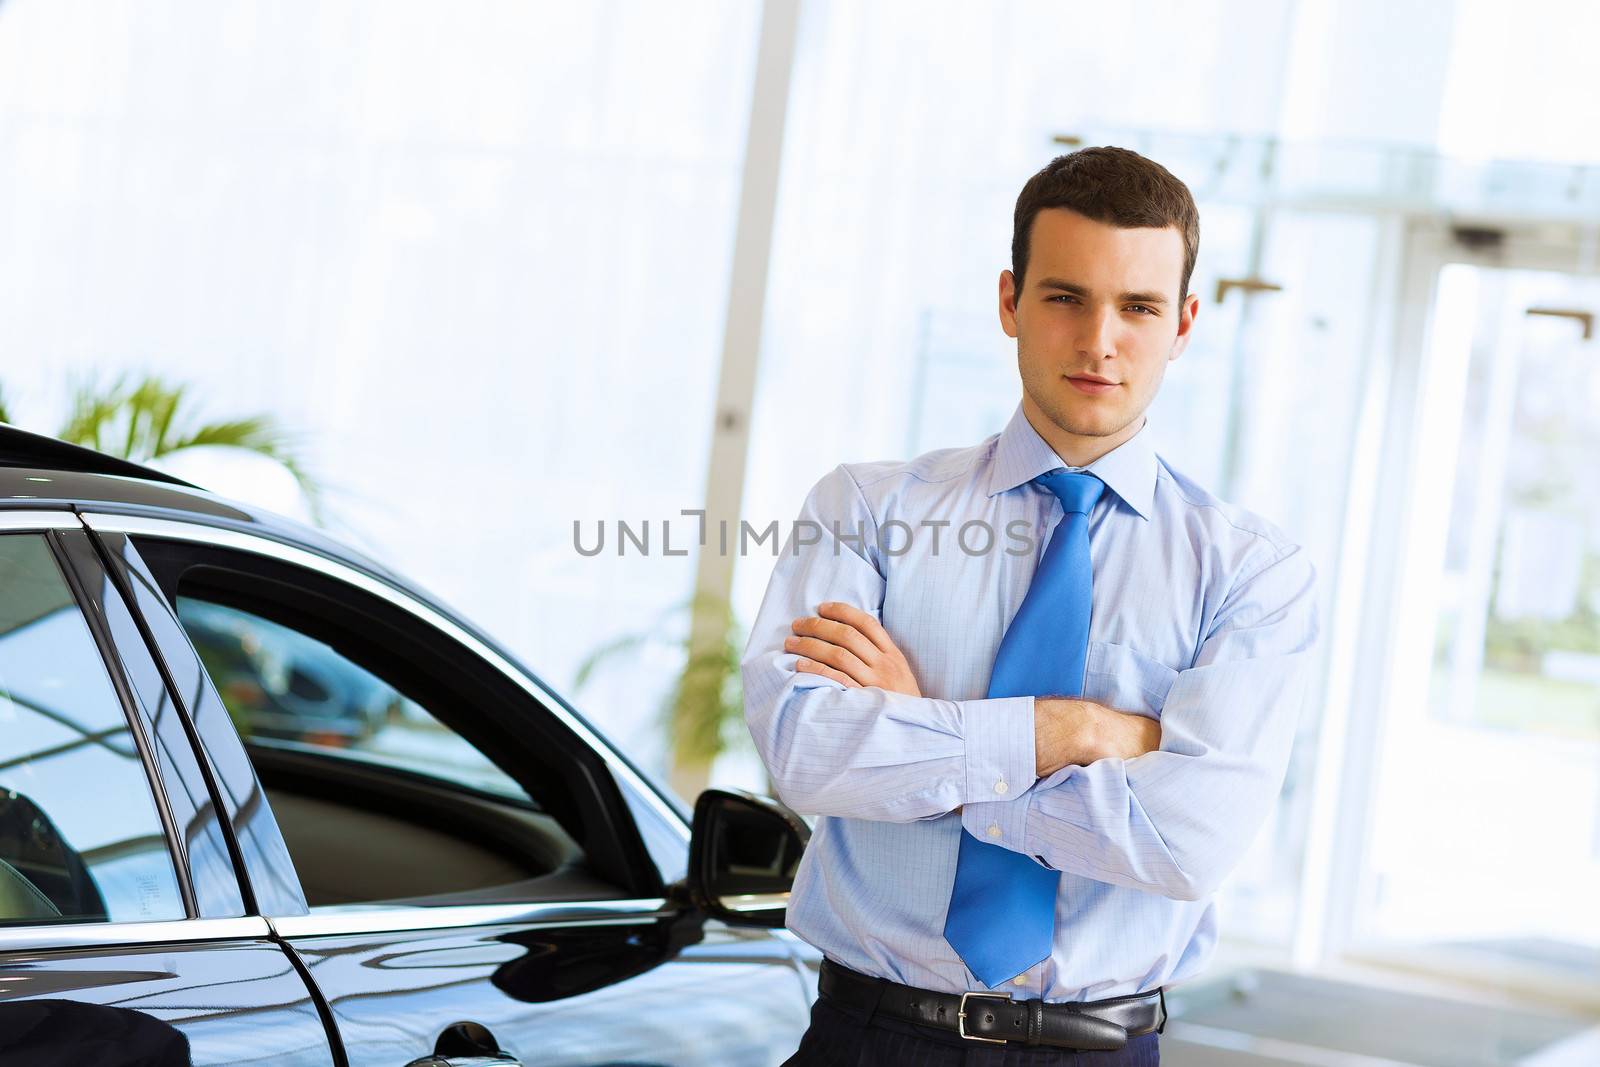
[999, 208, 1198, 445]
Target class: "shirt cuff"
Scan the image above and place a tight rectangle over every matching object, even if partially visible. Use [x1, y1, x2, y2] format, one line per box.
[962, 694, 1037, 805]
[960, 790, 1035, 859]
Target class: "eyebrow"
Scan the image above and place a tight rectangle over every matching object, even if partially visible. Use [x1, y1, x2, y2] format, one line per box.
[1035, 277, 1170, 306]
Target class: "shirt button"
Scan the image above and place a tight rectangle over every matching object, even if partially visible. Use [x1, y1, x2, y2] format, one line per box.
[1013, 972, 1029, 985]
[994, 780, 1009, 795]
[987, 824, 1002, 839]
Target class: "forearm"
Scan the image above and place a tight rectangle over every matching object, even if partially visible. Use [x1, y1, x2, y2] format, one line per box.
[1032, 697, 1159, 775]
[740, 461, 1046, 821]
[964, 744, 1262, 901]
[963, 697, 1159, 854]
[1012, 745, 1280, 900]
[969, 651, 1312, 900]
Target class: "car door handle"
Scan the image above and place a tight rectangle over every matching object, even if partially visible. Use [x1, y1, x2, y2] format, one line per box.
[405, 1022, 523, 1066]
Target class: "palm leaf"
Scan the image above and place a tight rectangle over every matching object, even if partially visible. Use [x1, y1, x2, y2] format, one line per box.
[665, 628, 746, 766]
[51, 371, 328, 524]
[60, 372, 131, 453]
[165, 415, 328, 523]
[573, 631, 655, 690]
[572, 593, 701, 691]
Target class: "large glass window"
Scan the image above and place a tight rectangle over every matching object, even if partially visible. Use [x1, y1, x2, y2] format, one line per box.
[0, 0, 763, 784]
[0, 534, 185, 925]
[1361, 259, 1600, 978]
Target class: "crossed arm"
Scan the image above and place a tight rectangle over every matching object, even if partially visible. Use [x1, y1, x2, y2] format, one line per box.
[784, 601, 1162, 776]
[740, 464, 1319, 901]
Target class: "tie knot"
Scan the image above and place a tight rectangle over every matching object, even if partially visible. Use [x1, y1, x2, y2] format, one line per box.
[1035, 468, 1104, 515]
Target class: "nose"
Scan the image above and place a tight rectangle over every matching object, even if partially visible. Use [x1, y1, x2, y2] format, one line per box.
[1075, 304, 1118, 360]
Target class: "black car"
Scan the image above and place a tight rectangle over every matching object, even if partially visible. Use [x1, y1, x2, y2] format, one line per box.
[0, 425, 815, 1066]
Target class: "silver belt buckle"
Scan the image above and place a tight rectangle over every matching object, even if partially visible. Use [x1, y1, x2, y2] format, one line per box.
[957, 990, 1012, 1043]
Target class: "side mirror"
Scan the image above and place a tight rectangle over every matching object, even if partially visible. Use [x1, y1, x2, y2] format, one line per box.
[687, 788, 809, 928]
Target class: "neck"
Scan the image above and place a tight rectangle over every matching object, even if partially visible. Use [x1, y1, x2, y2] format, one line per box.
[1021, 395, 1145, 467]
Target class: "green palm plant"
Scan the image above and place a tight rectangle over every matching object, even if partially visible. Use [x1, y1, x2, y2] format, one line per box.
[574, 592, 747, 800]
[1, 372, 324, 523]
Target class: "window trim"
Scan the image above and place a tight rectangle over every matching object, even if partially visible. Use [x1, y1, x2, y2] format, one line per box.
[269, 897, 672, 938]
[0, 915, 270, 952]
[0, 510, 82, 531]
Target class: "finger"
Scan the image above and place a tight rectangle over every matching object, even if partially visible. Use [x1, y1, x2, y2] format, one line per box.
[816, 601, 897, 655]
[793, 612, 881, 666]
[794, 657, 860, 687]
[785, 635, 872, 683]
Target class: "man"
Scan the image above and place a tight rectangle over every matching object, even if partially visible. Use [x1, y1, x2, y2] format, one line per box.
[741, 146, 1319, 1065]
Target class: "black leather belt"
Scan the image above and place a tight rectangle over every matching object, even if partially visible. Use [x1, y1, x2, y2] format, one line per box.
[817, 959, 1167, 1051]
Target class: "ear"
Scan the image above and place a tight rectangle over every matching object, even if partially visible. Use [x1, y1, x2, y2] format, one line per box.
[1168, 291, 1200, 362]
[999, 270, 1020, 338]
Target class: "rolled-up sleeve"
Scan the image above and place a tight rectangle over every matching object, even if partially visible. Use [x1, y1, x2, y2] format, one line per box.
[741, 464, 1037, 822]
[964, 542, 1319, 900]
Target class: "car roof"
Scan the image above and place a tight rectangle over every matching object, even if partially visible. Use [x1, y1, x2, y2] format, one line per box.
[0, 422, 400, 583]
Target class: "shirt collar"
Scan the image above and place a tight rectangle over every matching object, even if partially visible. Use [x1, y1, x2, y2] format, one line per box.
[985, 401, 1157, 520]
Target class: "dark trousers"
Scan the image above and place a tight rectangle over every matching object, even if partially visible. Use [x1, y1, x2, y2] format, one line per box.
[783, 991, 1160, 1067]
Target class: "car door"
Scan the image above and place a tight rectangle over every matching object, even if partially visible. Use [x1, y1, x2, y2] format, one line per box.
[84, 511, 812, 1067]
[0, 512, 337, 1066]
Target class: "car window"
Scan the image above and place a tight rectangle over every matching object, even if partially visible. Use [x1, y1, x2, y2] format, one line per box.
[177, 595, 525, 802]
[0, 534, 186, 925]
[129, 532, 660, 908]
[167, 588, 628, 908]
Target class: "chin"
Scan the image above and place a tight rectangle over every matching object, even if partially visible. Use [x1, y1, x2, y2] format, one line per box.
[1046, 397, 1127, 439]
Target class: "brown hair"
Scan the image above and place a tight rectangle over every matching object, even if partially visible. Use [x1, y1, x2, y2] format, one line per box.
[1011, 146, 1200, 303]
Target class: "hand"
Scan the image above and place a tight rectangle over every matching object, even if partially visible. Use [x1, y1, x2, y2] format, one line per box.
[1097, 707, 1163, 762]
[1034, 699, 1161, 776]
[786, 602, 922, 697]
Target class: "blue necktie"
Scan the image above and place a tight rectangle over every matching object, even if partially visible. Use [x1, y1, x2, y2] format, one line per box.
[942, 467, 1104, 988]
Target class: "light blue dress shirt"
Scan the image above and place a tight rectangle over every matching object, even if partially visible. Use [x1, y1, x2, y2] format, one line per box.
[740, 401, 1319, 1002]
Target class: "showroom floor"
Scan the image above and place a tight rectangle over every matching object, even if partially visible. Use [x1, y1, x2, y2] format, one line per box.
[1162, 964, 1600, 1066]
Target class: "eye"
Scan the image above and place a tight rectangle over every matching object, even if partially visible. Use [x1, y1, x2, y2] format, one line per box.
[1048, 294, 1080, 304]
[1126, 304, 1156, 315]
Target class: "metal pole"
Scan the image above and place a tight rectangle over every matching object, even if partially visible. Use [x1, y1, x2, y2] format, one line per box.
[673, 0, 801, 800]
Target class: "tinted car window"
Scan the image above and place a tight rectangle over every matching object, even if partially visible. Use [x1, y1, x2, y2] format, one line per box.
[0, 534, 185, 925]
[177, 595, 525, 802]
[170, 590, 613, 908]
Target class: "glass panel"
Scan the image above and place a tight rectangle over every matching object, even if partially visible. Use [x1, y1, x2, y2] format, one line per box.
[104, 533, 301, 916]
[1362, 263, 1600, 984]
[175, 595, 526, 802]
[0, 0, 762, 789]
[170, 592, 606, 908]
[0, 534, 185, 925]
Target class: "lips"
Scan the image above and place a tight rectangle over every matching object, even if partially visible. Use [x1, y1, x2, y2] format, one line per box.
[1066, 375, 1119, 396]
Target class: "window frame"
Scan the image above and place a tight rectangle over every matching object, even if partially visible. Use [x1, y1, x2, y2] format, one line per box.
[81, 512, 676, 916]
